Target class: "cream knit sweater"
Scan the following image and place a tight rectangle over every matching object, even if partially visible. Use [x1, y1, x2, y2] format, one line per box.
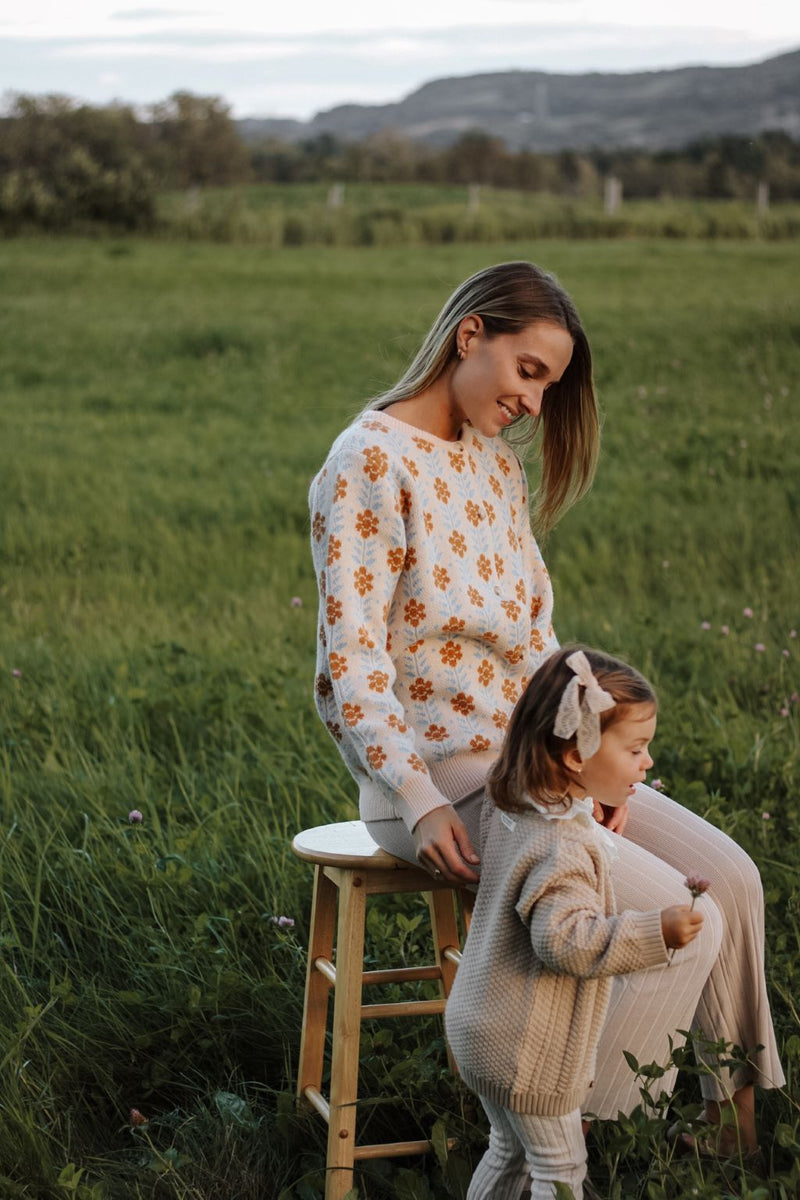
[309, 411, 557, 833]
[445, 797, 669, 1116]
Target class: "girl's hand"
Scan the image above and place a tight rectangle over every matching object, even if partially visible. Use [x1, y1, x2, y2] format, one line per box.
[661, 904, 704, 949]
[413, 806, 481, 884]
[594, 801, 630, 836]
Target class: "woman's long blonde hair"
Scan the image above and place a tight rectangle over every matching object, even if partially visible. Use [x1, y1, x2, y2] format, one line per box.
[366, 261, 598, 534]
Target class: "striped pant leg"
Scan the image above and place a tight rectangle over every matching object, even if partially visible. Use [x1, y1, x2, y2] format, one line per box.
[467, 1098, 587, 1200]
[619, 782, 785, 1100]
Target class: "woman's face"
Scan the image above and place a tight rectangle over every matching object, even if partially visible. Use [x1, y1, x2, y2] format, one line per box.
[453, 318, 574, 438]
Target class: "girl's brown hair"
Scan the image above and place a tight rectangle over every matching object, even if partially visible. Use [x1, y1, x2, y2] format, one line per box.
[488, 645, 657, 813]
[365, 261, 598, 534]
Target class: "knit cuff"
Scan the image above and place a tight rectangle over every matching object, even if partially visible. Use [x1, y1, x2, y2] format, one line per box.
[633, 909, 669, 967]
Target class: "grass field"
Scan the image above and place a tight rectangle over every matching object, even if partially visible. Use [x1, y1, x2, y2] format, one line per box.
[156, 183, 800, 244]
[1, 237, 799, 1198]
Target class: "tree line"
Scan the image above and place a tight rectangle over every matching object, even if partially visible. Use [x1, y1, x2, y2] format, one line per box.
[2, 90, 800, 233]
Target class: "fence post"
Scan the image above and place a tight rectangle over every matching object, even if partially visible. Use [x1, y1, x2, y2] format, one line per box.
[604, 175, 622, 216]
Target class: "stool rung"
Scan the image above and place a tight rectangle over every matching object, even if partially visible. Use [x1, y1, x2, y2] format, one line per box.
[302, 1086, 330, 1122]
[361, 997, 445, 1020]
[363, 965, 442, 985]
[313, 956, 337, 984]
[353, 1136, 458, 1161]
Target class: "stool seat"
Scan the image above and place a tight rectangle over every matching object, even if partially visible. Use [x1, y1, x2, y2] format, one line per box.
[292, 819, 472, 1199]
[292, 819, 415, 869]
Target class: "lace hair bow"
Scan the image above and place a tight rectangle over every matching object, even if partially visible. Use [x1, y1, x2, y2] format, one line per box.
[553, 650, 615, 761]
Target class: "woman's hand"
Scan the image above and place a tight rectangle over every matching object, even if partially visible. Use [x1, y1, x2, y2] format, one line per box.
[593, 800, 630, 836]
[413, 806, 481, 884]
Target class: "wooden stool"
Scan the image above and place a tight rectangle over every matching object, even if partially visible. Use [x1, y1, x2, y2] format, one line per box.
[292, 820, 473, 1200]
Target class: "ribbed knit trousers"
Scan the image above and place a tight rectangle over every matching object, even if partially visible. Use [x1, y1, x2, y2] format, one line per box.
[366, 781, 785, 1117]
[467, 1099, 586, 1200]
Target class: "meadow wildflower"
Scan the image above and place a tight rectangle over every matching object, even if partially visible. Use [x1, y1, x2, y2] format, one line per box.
[721, 625, 729, 635]
[651, 778, 664, 791]
[743, 607, 754, 618]
[291, 596, 303, 607]
[270, 915, 295, 928]
[684, 875, 711, 905]
[12, 668, 21, 677]
[754, 643, 765, 653]
[700, 621, 710, 631]
[129, 1108, 148, 1127]
[128, 810, 143, 823]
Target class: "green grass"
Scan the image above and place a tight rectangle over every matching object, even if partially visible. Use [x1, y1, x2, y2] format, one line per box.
[155, 183, 800, 244]
[1, 237, 799, 1198]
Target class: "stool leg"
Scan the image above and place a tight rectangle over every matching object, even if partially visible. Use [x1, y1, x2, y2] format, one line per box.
[326, 869, 366, 1200]
[428, 888, 461, 1074]
[298, 865, 338, 1104]
[428, 888, 460, 997]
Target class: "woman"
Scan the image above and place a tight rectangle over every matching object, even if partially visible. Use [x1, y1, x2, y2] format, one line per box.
[308, 261, 783, 1161]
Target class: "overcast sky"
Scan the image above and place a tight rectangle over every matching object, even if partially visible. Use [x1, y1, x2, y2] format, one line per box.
[2, 2, 799, 121]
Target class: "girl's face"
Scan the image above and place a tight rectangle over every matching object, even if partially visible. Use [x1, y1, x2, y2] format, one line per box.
[452, 318, 574, 438]
[573, 703, 657, 808]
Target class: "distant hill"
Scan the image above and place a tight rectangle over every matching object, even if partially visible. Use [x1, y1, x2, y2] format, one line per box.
[238, 48, 800, 152]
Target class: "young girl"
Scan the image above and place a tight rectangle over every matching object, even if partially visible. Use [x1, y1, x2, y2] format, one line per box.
[445, 647, 705, 1200]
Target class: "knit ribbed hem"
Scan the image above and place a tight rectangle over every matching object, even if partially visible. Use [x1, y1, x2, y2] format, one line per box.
[459, 1069, 590, 1118]
[631, 909, 670, 968]
[359, 750, 495, 833]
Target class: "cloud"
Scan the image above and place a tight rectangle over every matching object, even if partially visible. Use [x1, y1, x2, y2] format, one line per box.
[111, 8, 213, 18]
[1, 17, 796, 119]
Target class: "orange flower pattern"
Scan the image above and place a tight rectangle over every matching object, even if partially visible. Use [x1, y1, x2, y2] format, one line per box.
[424, 724, 450, 742]
[355, 509, 379, 538]
[404, 598, 426, 627]
[477, 660, 494, 686]
[367, 670, 390, 692]
[440, 640, 463, 666]
[465, 500, 483, 526]
[434, 477, 451, 503]
[363, 445, 389, 481]
[449, 531, 467, 557]
[308, 412, 555, 831]
[353, 565, 374, 596]
[387, 546, 405, 573]
[410, 677, 434, 701]
[329, 653, 348, 679]
[366, 745, 387, 769]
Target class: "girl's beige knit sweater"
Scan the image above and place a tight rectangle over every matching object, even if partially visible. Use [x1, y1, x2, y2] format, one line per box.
[444, 798, 669, 1116]
[309, 411, 557, 833]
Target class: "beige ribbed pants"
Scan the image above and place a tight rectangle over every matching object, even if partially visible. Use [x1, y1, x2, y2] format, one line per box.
[366, 781, 785, 1117]
[468, 1099, 587, 1200]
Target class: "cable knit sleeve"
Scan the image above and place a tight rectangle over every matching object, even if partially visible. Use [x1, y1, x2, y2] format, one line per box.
[309, 441, 452, 832]
[515, 827, 667, 977]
